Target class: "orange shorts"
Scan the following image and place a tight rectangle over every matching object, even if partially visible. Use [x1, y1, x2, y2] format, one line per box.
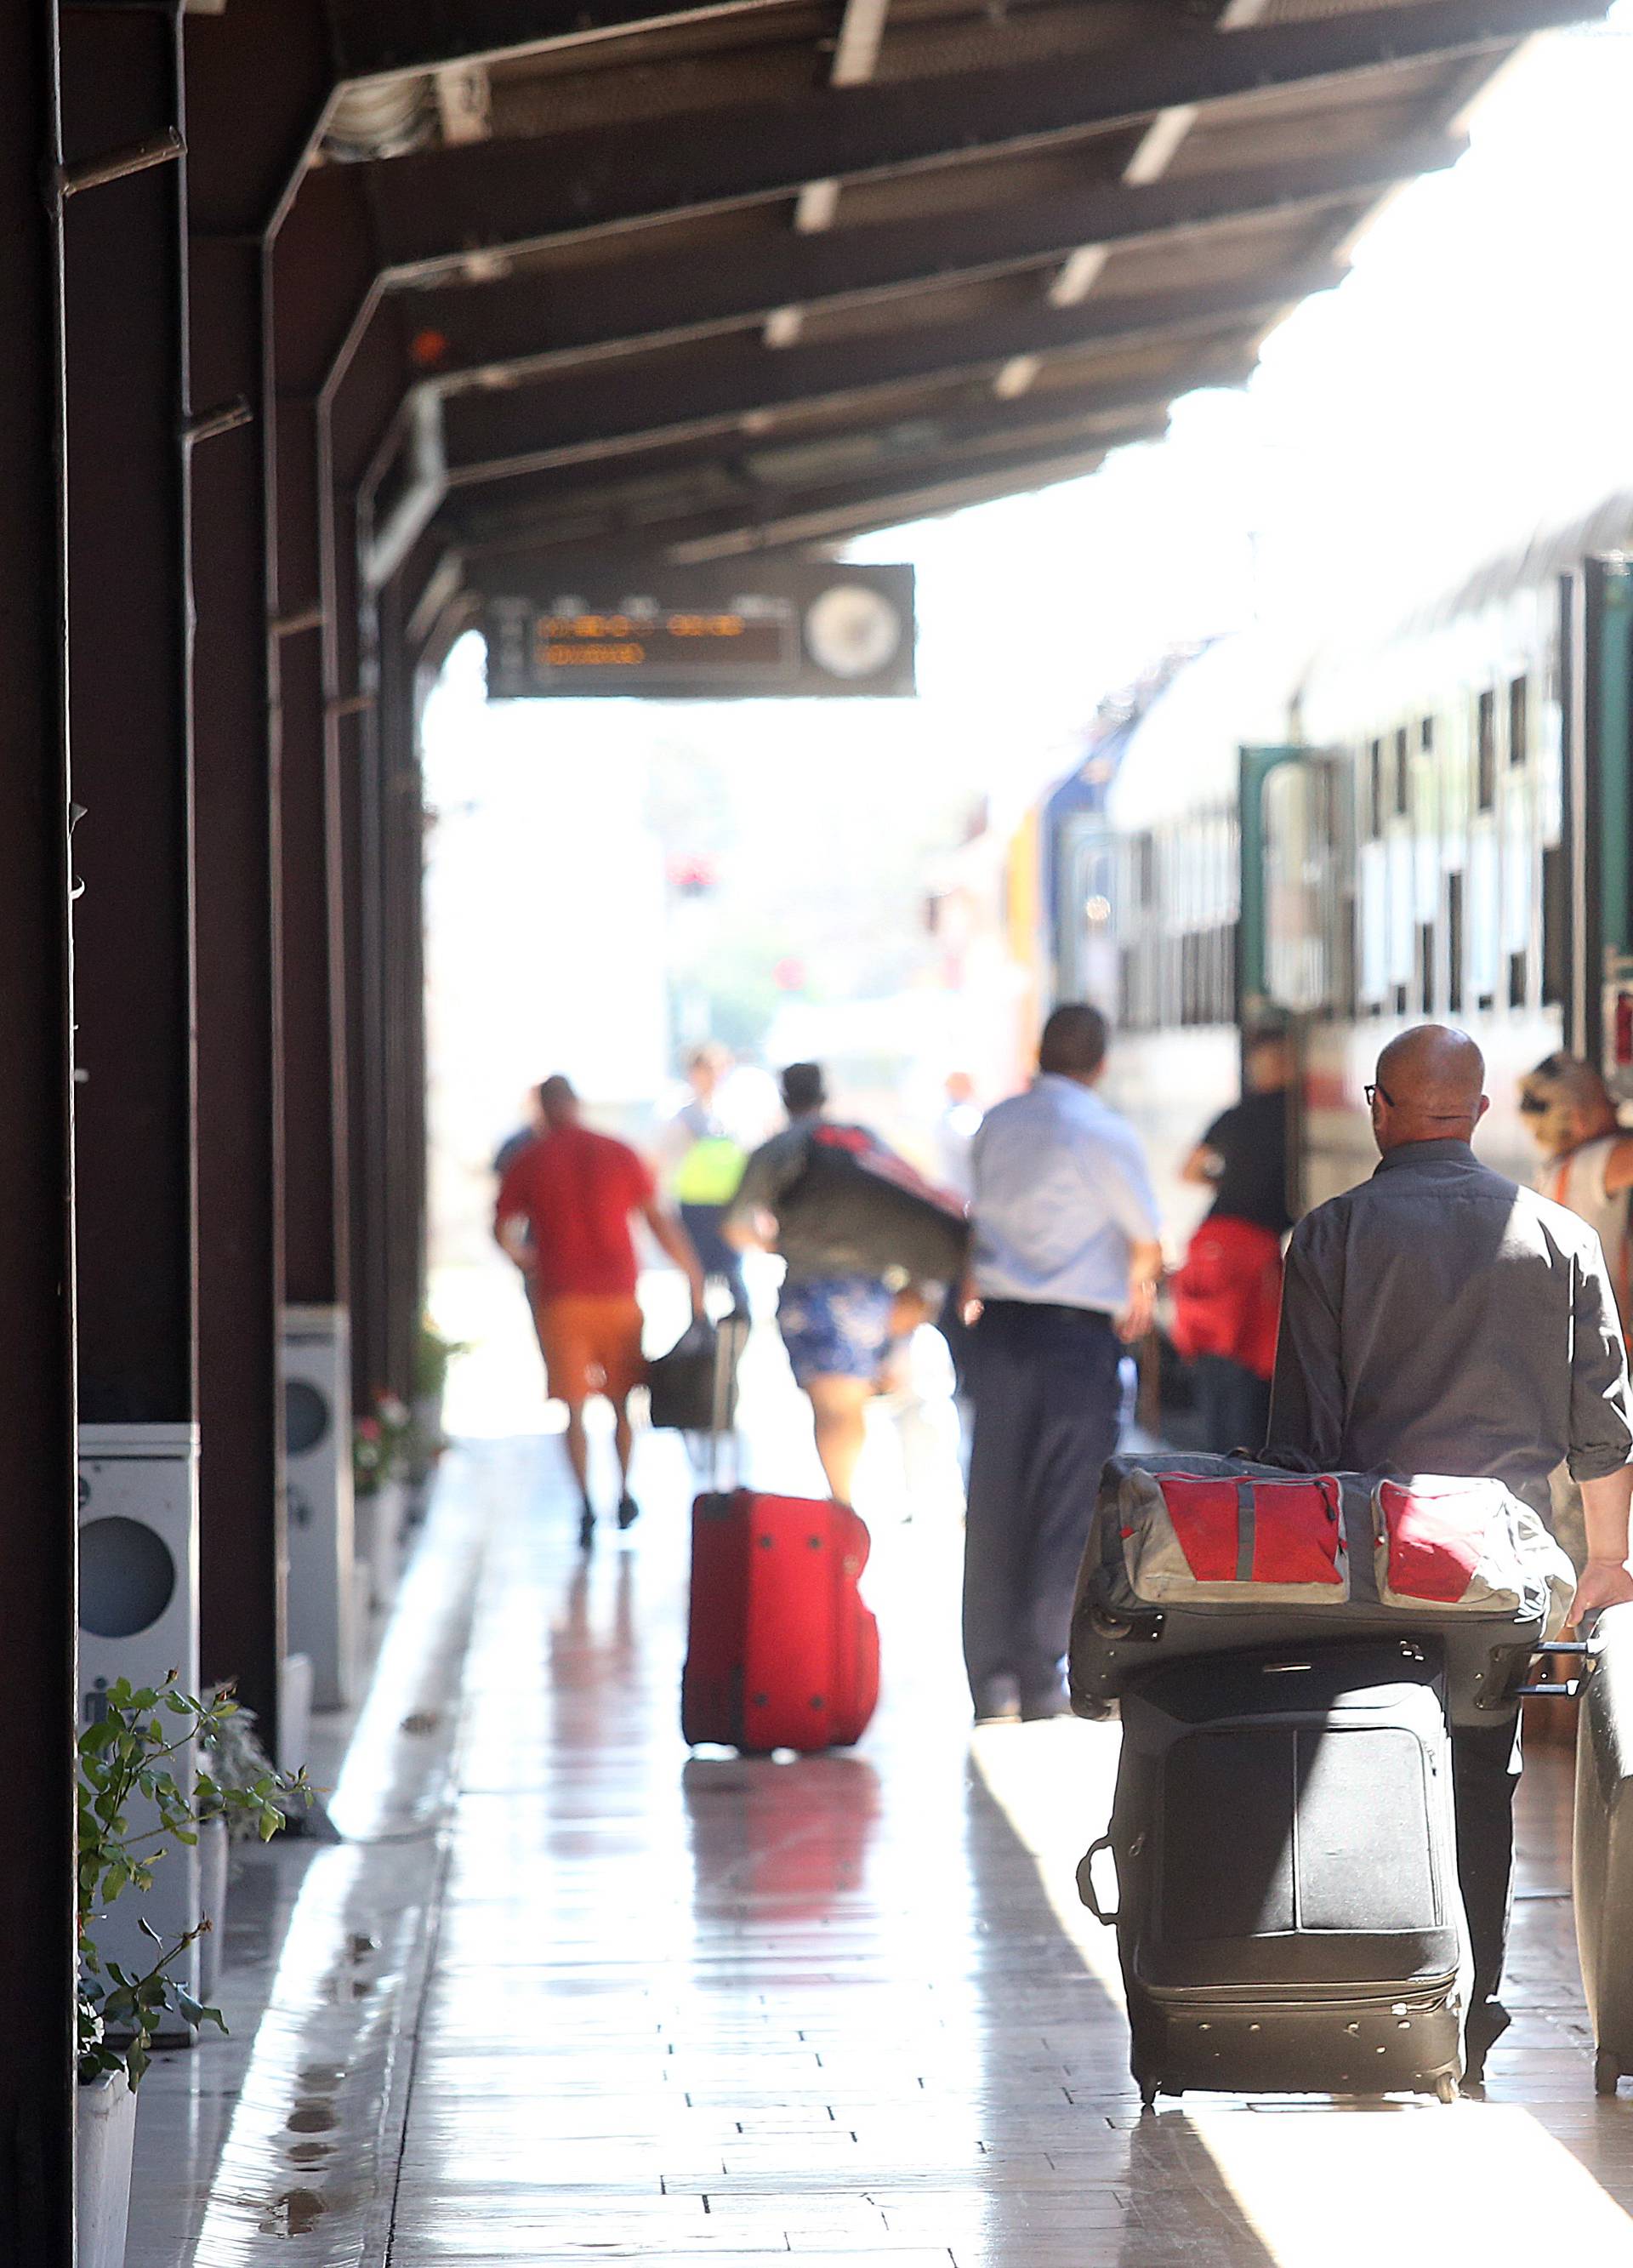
[533, 1293, 646, 1405]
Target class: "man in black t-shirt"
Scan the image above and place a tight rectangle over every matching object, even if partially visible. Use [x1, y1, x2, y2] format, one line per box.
[1172, 1030, 1292, 1451]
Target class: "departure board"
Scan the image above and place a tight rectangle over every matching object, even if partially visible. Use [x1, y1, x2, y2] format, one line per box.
[480, 561, 914, 699]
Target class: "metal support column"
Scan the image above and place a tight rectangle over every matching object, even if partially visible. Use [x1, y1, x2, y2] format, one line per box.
[329, 478, 387, 1416]
[186, 231, 285, 1741]
[60, 9, 196, 1430]
[0, 6, 77, 2252]
[187, 0, 337, 1744]
[377, 569, 430, 1403]
[60, 0, 205, 2009]
[277, 396, 350, 1320]
[276, 392, 358, 1708]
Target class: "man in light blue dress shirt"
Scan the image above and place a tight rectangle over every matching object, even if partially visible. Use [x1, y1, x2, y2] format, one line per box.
[965, 1004, 1163, 1721]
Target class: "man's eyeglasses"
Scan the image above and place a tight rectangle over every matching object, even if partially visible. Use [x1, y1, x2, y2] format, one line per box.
[1364, 1082, 1395, 1108]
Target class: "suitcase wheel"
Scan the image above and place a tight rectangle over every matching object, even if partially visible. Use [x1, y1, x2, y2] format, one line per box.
[1435, 2073, 1459, 2106]
[1138, 2079, 1158, 2111]
[1596, 2049, 1622, 2099]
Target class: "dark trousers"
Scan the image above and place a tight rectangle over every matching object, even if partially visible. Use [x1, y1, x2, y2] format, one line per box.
[1452, 1712, 1522, 2052]
[680, 1201, 750, 1316]
[1192, 1353, 1272, 1457]
[963, 1302, 1122, 1705]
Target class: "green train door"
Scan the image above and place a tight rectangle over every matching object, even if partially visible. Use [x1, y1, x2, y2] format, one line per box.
[1238, 742, 1346, 1216]
[1562, 556, 1633, 1094]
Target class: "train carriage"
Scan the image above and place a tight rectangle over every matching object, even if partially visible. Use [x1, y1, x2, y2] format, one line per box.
[1034, 495, 1633, 1226]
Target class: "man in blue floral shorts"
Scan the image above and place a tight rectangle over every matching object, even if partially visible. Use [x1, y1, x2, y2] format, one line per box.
[725, 1063, 893, 1502]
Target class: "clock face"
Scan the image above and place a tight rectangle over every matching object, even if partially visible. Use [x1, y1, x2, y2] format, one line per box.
[803, 584, 904, 680]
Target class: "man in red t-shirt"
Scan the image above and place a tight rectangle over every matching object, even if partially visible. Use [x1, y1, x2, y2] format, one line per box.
[496, 1074, 704, 1548]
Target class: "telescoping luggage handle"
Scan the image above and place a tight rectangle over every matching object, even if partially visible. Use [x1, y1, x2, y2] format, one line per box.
[705, 1314, 749, 1495]
[1513, 1636, 1593, 1701]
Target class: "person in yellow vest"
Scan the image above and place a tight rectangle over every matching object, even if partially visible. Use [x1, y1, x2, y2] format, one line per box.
[661, 1043, 750, 1319]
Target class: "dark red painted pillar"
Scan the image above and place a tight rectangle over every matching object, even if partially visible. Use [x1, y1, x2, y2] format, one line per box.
[60, 10, 196, 1433]
[185, 236, 287, 1740]
[0, 7, 77, 2250]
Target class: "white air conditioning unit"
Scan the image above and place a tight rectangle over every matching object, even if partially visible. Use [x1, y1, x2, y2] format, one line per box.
[78, 1422, 202, 2020]
[282, 1303, 357, 1711]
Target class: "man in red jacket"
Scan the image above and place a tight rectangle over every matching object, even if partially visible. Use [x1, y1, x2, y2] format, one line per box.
[497, 1075, 705, 1549]
[1173, 1028, 1291, 1452]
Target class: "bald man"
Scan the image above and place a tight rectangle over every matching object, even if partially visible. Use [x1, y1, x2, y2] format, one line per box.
[1267, 1023, 1633, 2086]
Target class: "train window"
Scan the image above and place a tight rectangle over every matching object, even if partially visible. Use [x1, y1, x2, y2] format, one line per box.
[1367, 739, 1383, 838]
[1470, 831, 1499, 1006]
[1420, 716, 1435, 753]
[1446, 871, 1465, 1014]
[1264, 763, 1337, 1012]
[1394, 728, 1409, 818]
[1136, 833, 1156, 907]
[1509, 675, 1528, 767]
[1359, 841, 1387, 1003]
[1509, 949, 1528, 1011]
[1418, 924, 1436, 1014]
[1477, 691, 1497, 811]
[1542, 844, 1567, 1006]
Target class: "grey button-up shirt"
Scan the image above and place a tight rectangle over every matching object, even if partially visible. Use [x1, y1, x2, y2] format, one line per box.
[1267, 1137, 1633, 1513]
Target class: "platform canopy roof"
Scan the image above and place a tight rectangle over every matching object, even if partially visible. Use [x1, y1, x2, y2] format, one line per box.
[242, 0, 1605, 632]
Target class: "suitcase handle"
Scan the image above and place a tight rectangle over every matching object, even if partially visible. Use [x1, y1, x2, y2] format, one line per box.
[1515, 1633, 1596, 1705]
[1076, 1836, 1118, 1928]
[1513, 1632, 1600, 1701]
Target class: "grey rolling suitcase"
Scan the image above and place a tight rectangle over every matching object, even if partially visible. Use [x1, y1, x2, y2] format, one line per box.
[1572, 1603, 1633, 2095]
[1078, 1639, 1468, 2106]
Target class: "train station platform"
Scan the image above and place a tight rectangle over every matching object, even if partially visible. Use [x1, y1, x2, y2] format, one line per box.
[122, 1321, 1633, 2267]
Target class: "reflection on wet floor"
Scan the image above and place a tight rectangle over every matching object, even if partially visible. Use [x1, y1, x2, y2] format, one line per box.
[130, 1405, 1633, 2265]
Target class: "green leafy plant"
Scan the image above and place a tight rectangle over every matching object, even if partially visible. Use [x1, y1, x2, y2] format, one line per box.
[198, 1684, 310, 1843]
[77, 1673, 311, 2087]
[414, 1316, 468, 1403]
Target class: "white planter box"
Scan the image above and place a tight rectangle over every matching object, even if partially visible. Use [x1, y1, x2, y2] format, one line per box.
[77, 2071, 136, 2268]
[196, 1813, 229, 2003]
[361, 1477, 407, 1609]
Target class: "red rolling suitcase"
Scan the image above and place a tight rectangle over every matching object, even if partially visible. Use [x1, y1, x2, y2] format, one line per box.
[681, 1490, 879, 1752]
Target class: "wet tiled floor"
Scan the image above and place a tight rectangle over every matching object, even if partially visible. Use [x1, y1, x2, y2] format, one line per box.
[384, 1428, 1633, 2266]
[130, 1370, 1633, 2265]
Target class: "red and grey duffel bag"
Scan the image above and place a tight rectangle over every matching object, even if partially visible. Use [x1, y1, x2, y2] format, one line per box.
[1071, 1453, 1573, 1725]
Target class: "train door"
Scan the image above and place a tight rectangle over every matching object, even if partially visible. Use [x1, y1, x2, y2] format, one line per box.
[1562, 557, 1633, 1096]
[1239, 744, 1351, 1213]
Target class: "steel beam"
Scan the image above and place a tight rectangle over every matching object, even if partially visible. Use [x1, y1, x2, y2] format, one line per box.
[329, 0, 788, 84]
[335, 0, 1591, 286]
[440, 267, 1325, 486]
[442, 345, 1256, 550]
[0, 5, 77, 2253]
[403, 132, 1465, 392]
[446, 412, 1169, 566]
[61, 9, 196, 1430]
[663, 435, 1171, 556]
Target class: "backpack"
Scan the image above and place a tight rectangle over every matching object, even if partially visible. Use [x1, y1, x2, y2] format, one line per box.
[779, 1122, 970, 1283]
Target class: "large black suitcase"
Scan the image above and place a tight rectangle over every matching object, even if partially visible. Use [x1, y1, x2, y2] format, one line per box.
[1573, 1603, 1633, 2095]
[1071, 1453, 1569, 1729]
[1078, 1639, 1468, 2105]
